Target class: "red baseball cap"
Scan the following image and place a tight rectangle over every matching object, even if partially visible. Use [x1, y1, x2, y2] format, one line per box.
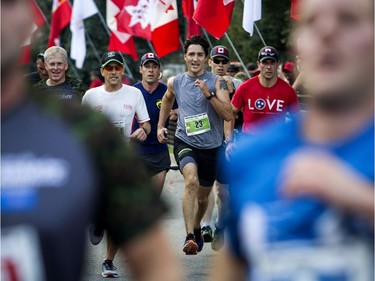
[283, 61, 295, 72]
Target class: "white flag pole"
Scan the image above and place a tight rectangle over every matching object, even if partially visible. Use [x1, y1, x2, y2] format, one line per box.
[202, 29, 214, 49]
[254, 23, 267, 47]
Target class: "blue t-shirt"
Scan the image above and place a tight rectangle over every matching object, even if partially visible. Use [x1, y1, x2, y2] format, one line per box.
[133, 82, 177, 154]
[227, 118, 374, 266]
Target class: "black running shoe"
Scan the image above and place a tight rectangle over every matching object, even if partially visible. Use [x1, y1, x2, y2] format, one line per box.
[201, 225, 213, 243]
[194, 227, 204, 252]
[102, 259, 119, 278]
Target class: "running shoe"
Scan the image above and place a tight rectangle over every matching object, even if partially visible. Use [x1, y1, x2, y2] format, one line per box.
[211, 226, 225, 251]
[88, 225, 104, 245]
[182, 233, 198, 255]
[194, 227, 204, 252]
[201, 225, 213, 243]
[102, 259, 119, 278]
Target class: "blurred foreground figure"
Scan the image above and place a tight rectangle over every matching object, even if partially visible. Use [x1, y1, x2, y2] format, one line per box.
[1, 2, 183, 281]
[209, 0, 374, 280]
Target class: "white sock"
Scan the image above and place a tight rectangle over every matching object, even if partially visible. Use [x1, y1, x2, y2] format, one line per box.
[201, 221, 211, 228]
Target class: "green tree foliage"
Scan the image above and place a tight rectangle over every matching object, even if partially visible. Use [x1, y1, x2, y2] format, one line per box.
[29, 0, 295, 86]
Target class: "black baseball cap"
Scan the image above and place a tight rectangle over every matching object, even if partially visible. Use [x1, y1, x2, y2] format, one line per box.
[258, 46, 279, 62]
[101, 51, 124, 68]
[210, 45, 230, 60]
[140, 53, 161, 66]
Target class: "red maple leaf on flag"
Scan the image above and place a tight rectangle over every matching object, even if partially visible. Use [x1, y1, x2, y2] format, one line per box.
[117, 0, 152, 40]
[107, 0, 138, 60]
[117, 0, 180, 57]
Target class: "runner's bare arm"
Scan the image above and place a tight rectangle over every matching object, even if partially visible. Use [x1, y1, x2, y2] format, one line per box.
[130, 121, 151, 142]
[157, 77, 176, 143]
[194, 77, 232, 121]
[211, 78, 232, 121]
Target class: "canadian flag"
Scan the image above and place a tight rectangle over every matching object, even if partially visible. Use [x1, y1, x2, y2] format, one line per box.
[20, 0, 46, 64]
[182, 0, 201, 37]
[48, 0, 72, 47]
[193, 0, 235, 39]
[117, 0, 180, 58]
[242, 0, 262, 36]
[107, 0, 138, 61]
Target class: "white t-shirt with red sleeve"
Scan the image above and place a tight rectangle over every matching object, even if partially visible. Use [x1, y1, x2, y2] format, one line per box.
[82, 84, 150, 142]
[231, 76, 300, 134]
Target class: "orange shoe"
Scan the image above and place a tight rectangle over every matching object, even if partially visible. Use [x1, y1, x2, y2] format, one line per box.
[182, 234, 198, 255]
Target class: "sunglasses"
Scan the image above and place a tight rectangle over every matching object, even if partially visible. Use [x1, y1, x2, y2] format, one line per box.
[212, 58, 229, 65]
[103, 65, 123, 71]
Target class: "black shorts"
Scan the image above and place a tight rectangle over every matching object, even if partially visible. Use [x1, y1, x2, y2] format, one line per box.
[173, 137, 219, 187]
[140, 150, 171, 177]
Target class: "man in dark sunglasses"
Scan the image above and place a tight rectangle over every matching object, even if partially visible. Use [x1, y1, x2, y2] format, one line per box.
[201, 45, 244, 251]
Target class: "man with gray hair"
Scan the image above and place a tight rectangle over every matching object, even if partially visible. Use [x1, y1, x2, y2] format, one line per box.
[34, 46, 85, 102]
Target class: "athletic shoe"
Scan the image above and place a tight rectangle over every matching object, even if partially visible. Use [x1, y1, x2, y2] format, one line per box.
[102, 259, 119, 278]
[182, 233, 198, 255]
[201, 225, 213, 243]
[194, 227, 204, 252]
[211, 226, 225, 251]
[88, 225, 104, 245]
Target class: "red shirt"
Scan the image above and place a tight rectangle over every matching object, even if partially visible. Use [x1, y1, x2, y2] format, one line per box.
[232, 76, 300, 134]
[89, 79, 103, 89]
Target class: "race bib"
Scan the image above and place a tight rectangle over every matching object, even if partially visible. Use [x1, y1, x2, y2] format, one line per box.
[112, 121, 125, 136]
[184, 113, 211, 136]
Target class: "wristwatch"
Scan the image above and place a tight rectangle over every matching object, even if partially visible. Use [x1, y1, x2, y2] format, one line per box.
[206, 92, 215, 100]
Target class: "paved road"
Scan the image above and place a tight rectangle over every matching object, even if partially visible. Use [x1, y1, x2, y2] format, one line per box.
[80, 164, 220, 281]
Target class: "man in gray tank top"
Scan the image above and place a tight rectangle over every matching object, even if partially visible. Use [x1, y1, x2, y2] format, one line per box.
[157, 36, 232, 255]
